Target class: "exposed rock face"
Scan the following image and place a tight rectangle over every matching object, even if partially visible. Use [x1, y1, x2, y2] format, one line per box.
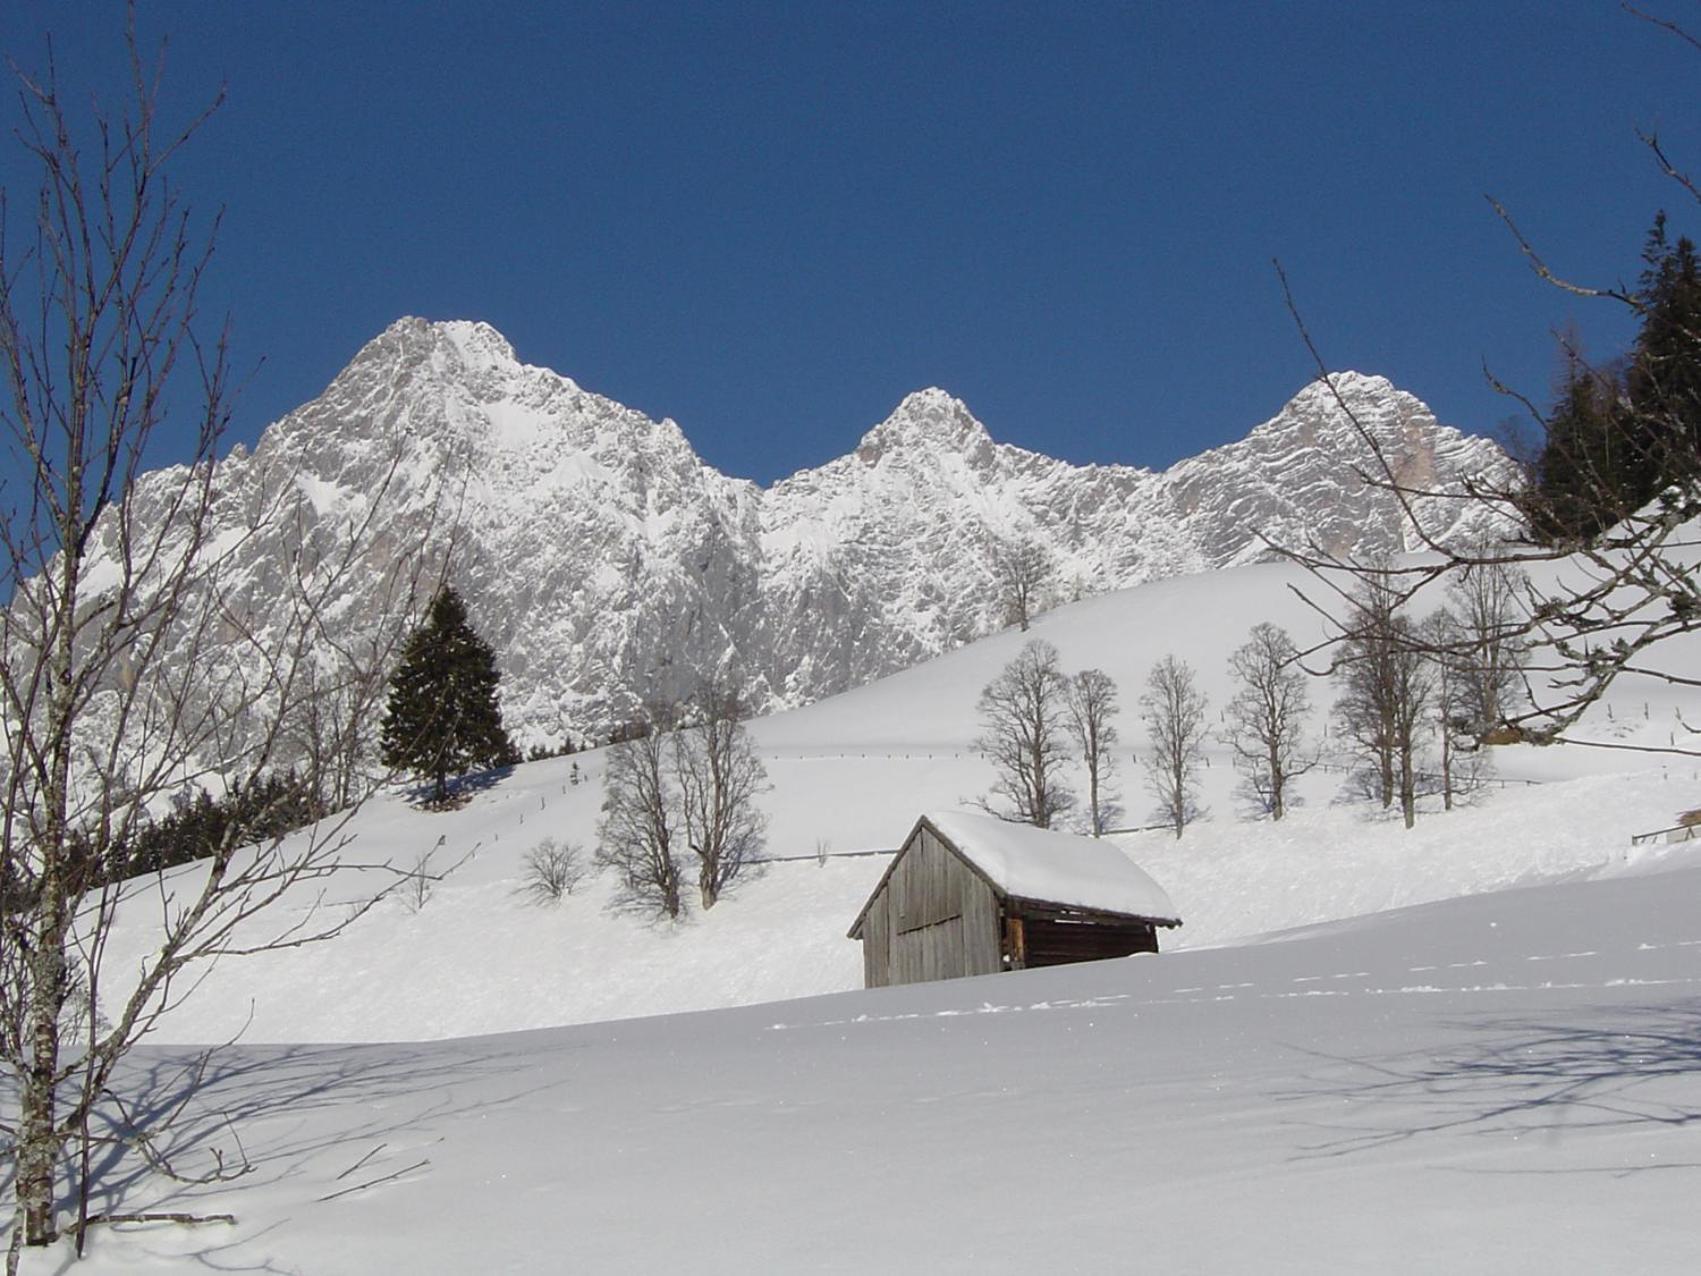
[121, 318, 1514, 747]
[1159, 374, 1508, 566]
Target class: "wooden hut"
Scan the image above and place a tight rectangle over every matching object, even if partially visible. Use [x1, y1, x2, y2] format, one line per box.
[848, 811, 1182, 989]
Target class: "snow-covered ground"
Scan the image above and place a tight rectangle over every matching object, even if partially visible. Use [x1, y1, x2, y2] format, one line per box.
[49, 861, 1701, 1273]
[100, 555, 1701, 1044]
[12, 554, 1701, 1271]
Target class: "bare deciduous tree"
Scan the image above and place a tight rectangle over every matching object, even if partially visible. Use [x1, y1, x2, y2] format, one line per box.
[1140, 655, 1208, 838]
[1443, 558, 1529, 737]
[1331, 572, 1434, 828]
[1330, 568, 1400, 810]
[1386, 621, 1437, 829]
[595, 714, 684, 920]
[1422, 608, 1493, 811]
[975, 639, 1075, 828]
[0, 30, 417, 1262]
[673, 681, 768, 910]
[991, 537, 1053, 632]
[1223, 623, 1314, 820]
[1065, 668, 1120, 835]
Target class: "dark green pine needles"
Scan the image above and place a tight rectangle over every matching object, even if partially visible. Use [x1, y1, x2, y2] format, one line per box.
[380, 586, 518, 804]
[1525, 214, 1701, 544]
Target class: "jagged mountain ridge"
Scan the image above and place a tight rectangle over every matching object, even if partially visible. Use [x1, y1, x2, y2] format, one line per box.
[154, 317, 1511, 746]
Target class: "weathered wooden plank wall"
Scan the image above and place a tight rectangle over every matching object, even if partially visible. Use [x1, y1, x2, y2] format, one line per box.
[862, 826, 1001, 987]
[862, 899, 891, 987]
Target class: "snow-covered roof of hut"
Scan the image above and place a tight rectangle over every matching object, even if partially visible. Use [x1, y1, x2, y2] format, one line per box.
[921, 810, 1180, 924]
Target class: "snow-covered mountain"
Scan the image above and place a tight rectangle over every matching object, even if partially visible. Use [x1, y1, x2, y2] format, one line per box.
[161, 317, 1512, 745]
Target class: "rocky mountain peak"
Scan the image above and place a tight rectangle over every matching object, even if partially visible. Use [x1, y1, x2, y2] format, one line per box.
[143, 319, 1514, 747]
[854, 387, 993, 466]
[320, 317, 569, 416]
[357, 315, 520, 371]
[433, 319, 520, 372]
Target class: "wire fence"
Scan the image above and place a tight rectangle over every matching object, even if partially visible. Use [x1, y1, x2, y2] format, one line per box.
[1630, 823, 1699, 847]
[749, 847, 898, 866]
[1305, 758, 1543, 789]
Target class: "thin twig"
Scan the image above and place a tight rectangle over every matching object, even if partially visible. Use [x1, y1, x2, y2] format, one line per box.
[1623, 2, 1701, 54]
[315, 1157, 430, 1203]
[334, 1142, 387, 1181]
[1485, 197, 1641, 309]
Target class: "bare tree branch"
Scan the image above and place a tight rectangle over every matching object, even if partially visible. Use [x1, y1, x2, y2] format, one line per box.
[0, 19, 428, 1256]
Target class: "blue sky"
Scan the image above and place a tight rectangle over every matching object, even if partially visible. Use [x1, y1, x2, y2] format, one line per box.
[3, 1, 1697, 484]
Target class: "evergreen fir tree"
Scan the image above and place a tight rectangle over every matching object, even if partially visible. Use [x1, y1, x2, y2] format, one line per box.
[1525, 214, 1701, 545]
[380, 586, 518, 804]
[1524, 353, 1629, 543]
[1628, 212, 1701, 484]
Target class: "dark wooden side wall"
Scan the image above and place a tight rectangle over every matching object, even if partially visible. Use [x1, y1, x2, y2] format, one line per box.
[1019, 917, 1158, 968]
[862, 827, 1002, 987]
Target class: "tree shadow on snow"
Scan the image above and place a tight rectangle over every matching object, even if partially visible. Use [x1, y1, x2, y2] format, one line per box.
[399, 763, 515, 810]
[1278, 998, 1701, 1172]
[1, 1036, 581, 1269]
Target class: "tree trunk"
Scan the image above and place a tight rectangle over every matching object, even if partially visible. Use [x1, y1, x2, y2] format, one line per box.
[1440, 723, 1454, 811]
[18, 540, 82, 1248]
[1030, 737, 1050, 828]
[19, 907, 69, 1245]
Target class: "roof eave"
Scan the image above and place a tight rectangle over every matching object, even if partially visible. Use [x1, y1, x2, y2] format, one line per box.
[1005, 894, 1183, 929]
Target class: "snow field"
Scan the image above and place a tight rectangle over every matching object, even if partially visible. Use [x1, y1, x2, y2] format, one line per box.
[103, 553, 1701, 1046]
[61, 861, 1701, 1273]
[14, 549, 1701, 1272]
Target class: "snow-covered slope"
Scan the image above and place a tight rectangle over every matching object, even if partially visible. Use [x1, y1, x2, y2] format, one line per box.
[100, 551, 1701, 1046]
[19, 547, 1701, 1273]
[55, 856, 1701, 1274]
[141, 318, 1512, 744]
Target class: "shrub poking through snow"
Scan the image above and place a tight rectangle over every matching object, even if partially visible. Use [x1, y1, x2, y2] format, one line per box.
[522, 838, 589, 906]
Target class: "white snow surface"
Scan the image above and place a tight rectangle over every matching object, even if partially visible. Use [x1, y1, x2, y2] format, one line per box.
[86, 549, 1701, 1047]
[29, 860, 1701, 1273]
[918, 809, 1181, 922]
[11, 547, 1701, 1272]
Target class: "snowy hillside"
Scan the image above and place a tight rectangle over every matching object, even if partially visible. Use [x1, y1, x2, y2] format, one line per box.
[17, 548, 1701, 1274]
[53, 843, 1701, 1274]
[101, 551, 1701, 1046]
[110, 318, 1512, 746]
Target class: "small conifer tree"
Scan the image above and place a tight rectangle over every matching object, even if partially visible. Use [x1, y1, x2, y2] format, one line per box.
[380, 587, 518, 804]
